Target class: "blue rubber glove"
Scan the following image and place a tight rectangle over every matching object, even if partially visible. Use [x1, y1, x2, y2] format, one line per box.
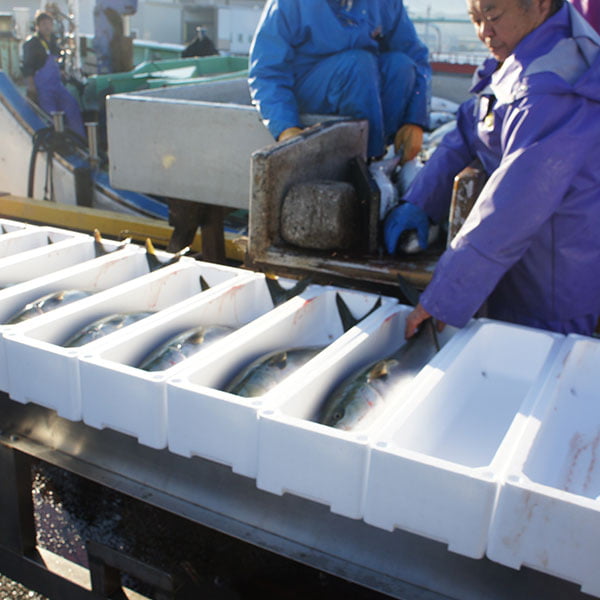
[384, 202, 430, 255]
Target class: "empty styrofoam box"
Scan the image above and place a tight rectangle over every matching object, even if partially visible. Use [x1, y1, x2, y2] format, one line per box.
[0, 237, 135, 390]
[0, 228, 96, 281]
[77, 272, 280, 449]
[362, 319, 565, 559]
[487, 334, 600, 596]
[255, 304, 458, 520]
[0, 218, 34, 236]
[0, 225, 85, 260]
[166, 286, 392, 478]
[2, 258, 248, 423]
[0, 232, 122, 290]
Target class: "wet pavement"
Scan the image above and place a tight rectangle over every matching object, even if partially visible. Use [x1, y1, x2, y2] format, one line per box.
[1, 460, 394, 600]
[0, 576, 47, 600]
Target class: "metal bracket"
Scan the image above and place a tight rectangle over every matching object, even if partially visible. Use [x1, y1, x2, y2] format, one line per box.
[0, 444, 36, 557]
[86, 539, 175, 600]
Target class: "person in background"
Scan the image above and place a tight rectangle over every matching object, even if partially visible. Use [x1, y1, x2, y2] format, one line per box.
[182, 26, 218, 58]
[248, 0, 431, 161]
[384, 0, 600, 337]
[93, 0, 137, 74]
[569, 0, 600, 33]
[22, 10, 85, 138]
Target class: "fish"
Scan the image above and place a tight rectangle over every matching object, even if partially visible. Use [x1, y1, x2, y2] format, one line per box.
[62, 311, 155, 347]
[144, 237, 190, 272]
[429, 110, 457, 130]
[136, 324, 234, 371]
[369, 154, 402, 220]
[396, 274, 440, 352]
[315, 323, 439, 431]
[5, 289, 93, 325]
[222, 294, 382, 397]
[223, 346, 323, 397]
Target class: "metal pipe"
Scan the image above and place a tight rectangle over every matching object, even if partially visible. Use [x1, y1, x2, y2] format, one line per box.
[86, 122, 99, 169]
[51, 111, 65, 133]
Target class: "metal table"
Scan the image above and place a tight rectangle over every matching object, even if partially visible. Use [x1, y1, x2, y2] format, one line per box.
[0, 394, 590, 600]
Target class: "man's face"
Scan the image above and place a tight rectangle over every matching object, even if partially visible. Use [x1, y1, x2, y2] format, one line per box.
[467, 0, 551, 61]
[36, 17, 54, 40]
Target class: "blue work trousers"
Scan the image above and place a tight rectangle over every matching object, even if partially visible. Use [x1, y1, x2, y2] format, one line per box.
[295, 49, 417, 157]
[35, 56, 85, 139]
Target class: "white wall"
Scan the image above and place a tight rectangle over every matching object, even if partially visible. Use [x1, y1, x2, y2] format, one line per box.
[129, 0, 180, 43]
[217, 5, 262, 54]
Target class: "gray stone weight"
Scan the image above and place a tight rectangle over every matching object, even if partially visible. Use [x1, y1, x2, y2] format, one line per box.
[280, 180, 360, 250]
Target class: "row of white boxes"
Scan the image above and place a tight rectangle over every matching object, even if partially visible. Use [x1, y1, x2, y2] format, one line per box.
[0, 220, 599, 596]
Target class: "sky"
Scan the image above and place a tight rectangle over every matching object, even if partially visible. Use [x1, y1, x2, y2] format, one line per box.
[408, 0, 470, 17]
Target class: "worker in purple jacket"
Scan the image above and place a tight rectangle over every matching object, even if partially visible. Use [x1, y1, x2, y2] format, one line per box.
[249, 0, 431, 160]
[384, 0, 600, 337]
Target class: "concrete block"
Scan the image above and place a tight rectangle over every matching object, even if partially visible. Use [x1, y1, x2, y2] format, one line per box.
[280, 180, 359, 250]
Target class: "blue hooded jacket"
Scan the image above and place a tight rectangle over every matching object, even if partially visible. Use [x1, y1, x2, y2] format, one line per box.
[248, 0, 431, 144]
[406, 3, 600, 334]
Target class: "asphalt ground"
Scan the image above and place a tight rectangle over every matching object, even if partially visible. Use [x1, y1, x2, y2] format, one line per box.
[0, 576, 47, 600]
[1, 461, 393, 600]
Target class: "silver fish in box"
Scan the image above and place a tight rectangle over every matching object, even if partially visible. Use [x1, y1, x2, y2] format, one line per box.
[137, 324, 234, 371]
[316, 324, 439, 431]
[63, 312, 155, 347]
[223, 346, 323, 398]
[5, 290, 93, 325]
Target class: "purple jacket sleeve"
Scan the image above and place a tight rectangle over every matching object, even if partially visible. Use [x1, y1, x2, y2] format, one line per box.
[420, 93, 587, 327]
[404, 98, 478, 223]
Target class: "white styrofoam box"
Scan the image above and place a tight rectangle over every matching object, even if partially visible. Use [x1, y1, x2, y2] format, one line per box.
[255, 304, 458, 520]
[487, 334, 600, 596]
[0, 228, 94, 283]
[362, 319, 565, 559]
[166, 286, 393, 478]
[0, 225, 84, 260]
[0, 218, 34, 236]
[77, 272, 276, 449]
[0, 233, 116, 289]
[2, 258, 248, 424]
[0, 236, 133, 390]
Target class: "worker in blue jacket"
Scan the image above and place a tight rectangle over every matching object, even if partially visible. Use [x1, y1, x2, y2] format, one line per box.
[22, 10, 85, 138]
[248, 0, 431, 160]
[385, 0, 600, 337]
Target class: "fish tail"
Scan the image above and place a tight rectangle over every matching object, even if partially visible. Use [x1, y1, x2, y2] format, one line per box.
[265, 274, 312, 307]
[336, 293, 382, 332]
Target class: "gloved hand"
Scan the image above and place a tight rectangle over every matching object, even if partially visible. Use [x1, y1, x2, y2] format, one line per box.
[394, 124, 423, 164]
[384, 202, 430, 255]
[278, 126, 303, 142]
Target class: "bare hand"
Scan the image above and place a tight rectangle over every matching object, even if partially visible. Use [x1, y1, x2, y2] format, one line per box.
[405, 302, 446, 339]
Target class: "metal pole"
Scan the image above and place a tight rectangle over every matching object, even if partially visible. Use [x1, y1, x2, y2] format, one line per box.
[51, 111, 65, 133]
[85, 122, 99, 169]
